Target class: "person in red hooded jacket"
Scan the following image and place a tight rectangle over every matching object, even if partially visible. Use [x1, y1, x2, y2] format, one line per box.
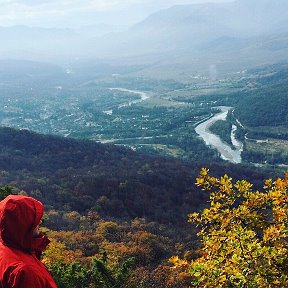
[0, 195, 57, 288]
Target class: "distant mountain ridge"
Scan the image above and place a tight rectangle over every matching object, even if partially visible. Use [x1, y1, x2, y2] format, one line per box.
[1, 0, 288, 78]
[0, 25, 83, 62]
[98, 0, 288, 77]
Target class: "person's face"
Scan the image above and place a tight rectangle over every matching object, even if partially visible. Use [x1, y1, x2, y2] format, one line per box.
[33, 219, 42, 237]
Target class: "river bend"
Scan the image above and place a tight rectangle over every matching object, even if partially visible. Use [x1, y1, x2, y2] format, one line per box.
[195, 106, 243, 164]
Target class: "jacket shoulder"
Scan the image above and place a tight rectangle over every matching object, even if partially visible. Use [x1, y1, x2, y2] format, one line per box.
[7, 263, 47, 287]
[0, 245, 57, 288]
[5, 264, 56, 288]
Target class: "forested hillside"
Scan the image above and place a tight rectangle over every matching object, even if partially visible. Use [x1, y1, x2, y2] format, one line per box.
[0, 126, 284, 287]
[0, 126, 272, 224]
[232, 64, 288, 164]
[234, 65, 288, 132]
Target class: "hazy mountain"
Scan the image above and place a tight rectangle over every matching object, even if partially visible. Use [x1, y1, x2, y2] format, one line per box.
[93, 0, 287, 54]
[95, 0, 288, 75]
[1, 0, 288, 77]
[0, 59, 67, 84]
[0, 26, 83, 62]
[77, 23, 129, 38]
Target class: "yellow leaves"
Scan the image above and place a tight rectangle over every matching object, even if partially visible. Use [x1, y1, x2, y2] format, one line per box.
[195, 176, 205, 186]
[211, 202, 222, 211]
[169, 255, 188, 268]
[203, 208, 210, 216]
[219, 174, 233, 193]
[234, 179, 253, 193]
[263, 225, 282, 243]
[209, 176, 218, 185]
[210, 191, 226, 202]
[195, 168, 209, 188]
[200, 168, 209, 177]
[264, 178, 273, 189]
[244, 191, 266, 209]
[185, 169, 288, 287]
[274, 177, 287, 191]
[273, 207, 288, 223]
[268, 190, 287, 208]
[273, 279, 281, 285]
[188, 212, 199, 223]
[196, 168, 219, 191]
[269, 190, 283, 200]
[218, 274, 227, 284]
[43, 239, 82, 266]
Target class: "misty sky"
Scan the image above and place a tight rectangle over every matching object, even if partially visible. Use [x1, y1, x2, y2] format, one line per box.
[0, 0, 234, 28]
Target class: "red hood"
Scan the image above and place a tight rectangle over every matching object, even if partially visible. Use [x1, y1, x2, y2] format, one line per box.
[0, 195, 49, 252]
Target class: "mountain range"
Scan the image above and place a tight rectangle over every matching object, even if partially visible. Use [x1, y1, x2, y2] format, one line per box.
[1, 0, 288, 78]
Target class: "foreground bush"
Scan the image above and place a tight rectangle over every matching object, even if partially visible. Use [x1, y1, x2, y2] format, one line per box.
[45, 251, 134, 288]
[171, 168, 288, 287]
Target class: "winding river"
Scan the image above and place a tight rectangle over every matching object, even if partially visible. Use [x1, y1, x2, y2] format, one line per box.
[195, 106, 243, 164]
[103, 90, 243, 164]
[103, 88, 150, 115]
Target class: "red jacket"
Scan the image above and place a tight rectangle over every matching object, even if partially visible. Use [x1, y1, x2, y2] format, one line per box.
[0, 195, 57, 288]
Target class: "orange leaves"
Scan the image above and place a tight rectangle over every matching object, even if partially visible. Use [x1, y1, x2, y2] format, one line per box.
[274, 177, 288, 191]
[273, 207, 287, 224]
[263, 225, 284, 243]
[42, 238, 83, 266]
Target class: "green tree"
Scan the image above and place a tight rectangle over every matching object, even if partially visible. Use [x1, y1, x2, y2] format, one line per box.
[44, 242, 135, 288]
[0, 186, 13, 200]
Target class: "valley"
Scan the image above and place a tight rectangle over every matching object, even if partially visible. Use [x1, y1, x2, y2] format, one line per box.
[0, 61, 287, 167]
[0, 1, 288, 286]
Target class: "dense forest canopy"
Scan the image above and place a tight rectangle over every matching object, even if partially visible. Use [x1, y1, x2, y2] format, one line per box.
[0, 128, 286, 287]
[0, 127, 275, 224]
[234, 75, 288, 128]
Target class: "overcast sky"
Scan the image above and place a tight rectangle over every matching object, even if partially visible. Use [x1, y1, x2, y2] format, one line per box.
[0, 0, 234, 28]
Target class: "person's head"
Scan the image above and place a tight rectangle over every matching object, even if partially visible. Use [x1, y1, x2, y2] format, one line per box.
[0, 195, 47, 251]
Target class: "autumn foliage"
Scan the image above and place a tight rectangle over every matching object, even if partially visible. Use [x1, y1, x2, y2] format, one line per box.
[41, 216, 192, 287]
[171, 168, 288, 287]
[2, 166, 287, 287]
